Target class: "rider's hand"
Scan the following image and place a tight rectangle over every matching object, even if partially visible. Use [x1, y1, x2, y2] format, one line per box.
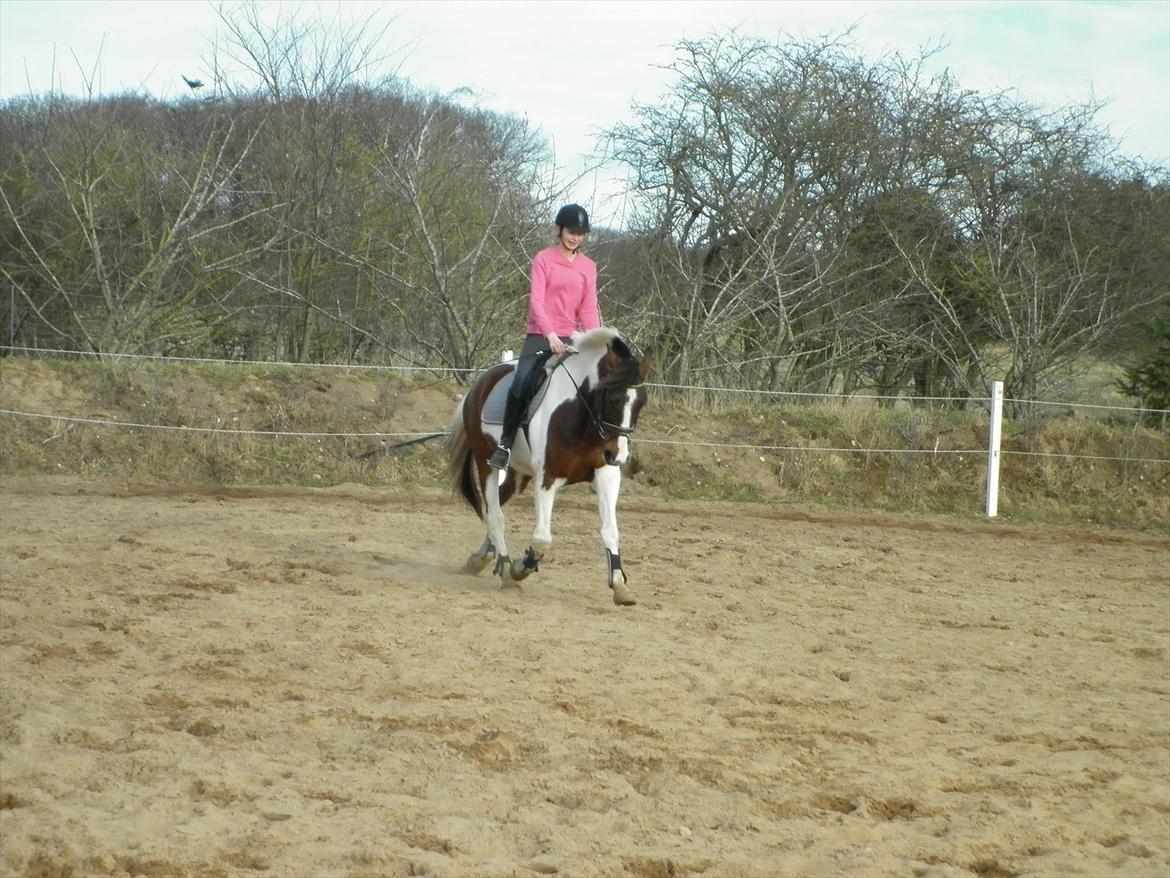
[546, 333, 566, 355]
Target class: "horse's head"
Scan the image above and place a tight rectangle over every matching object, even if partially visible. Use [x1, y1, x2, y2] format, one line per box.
[590, 335, 649, 466]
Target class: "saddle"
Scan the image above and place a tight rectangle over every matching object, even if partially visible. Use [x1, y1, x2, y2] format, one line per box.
[481, 348, 573, 427]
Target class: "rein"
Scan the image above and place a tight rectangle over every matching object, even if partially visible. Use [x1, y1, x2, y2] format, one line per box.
[551, 354, 641, 440]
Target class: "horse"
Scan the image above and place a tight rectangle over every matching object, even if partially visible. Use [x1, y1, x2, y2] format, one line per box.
[445, 327, 649, 605]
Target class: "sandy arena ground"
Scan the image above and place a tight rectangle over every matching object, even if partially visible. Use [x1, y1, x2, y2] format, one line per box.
[0, 476, 1167, 878]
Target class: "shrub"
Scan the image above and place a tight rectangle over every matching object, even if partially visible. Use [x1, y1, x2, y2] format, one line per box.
[1117, 313, 1170, 426]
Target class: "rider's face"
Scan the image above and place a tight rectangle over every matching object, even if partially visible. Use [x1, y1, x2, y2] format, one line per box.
[560, 228, 587, 250]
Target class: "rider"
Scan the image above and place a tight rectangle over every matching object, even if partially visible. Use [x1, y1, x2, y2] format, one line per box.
[488, 203, 601, 470]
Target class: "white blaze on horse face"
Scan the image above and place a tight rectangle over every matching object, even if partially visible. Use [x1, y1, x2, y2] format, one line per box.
[612, 388, 639, 465]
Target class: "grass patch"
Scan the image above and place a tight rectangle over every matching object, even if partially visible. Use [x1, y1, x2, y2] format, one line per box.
[2, 356, 1166, 531]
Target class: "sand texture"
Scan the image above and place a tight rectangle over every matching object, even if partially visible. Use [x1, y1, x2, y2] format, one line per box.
[1, 477, 1167, 877]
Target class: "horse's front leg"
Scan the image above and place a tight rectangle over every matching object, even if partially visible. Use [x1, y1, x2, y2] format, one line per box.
[595, 465, 636, 606]
[508, 477, 562, 583]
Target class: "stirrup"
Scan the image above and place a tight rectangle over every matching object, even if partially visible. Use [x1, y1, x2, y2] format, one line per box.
[488, 445, 511, 470]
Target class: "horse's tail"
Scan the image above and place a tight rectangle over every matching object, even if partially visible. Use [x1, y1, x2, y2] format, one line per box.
[445, 395, 483, 520]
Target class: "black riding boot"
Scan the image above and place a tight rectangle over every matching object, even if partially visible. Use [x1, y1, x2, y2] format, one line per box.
[488, 391, 525, 470]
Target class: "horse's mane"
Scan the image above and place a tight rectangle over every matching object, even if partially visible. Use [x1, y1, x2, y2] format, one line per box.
[570, 326, 622, 356]
[569, 327, 641, 391]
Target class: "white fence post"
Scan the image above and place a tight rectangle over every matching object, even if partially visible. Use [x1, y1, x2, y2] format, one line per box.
[986, 380, 1004, 518]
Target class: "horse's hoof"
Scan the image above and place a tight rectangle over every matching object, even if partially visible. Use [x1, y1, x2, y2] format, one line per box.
[495, 556, 524, 591]
[508, 560, 536, 582]
[463, 553, 494, 575]
[611, 582, 637, 606]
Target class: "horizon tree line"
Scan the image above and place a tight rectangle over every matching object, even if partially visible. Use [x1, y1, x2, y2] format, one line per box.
[2, 4, 1167, 411]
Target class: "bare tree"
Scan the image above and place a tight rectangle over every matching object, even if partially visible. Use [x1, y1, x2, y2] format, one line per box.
[606, 32, 940, 391]
[0, 93, 269, 354]
[348, 90, 552, 373]
[206, 0, 399, 362]
[604, 28, 1169, 402]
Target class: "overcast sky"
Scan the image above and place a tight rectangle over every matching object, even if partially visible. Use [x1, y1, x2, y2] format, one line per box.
[2, 0, 1167, 229]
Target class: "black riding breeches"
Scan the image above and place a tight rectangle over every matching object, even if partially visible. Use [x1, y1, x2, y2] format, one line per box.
[508, 333, 570, 406]
[502, 333, 570, 443]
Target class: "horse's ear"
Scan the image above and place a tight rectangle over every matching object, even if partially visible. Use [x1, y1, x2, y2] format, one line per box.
[638, 346, 653, 381]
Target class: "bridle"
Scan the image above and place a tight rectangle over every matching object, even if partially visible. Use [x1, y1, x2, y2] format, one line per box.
[554, 355, 642, 440]
[593, 385, 641, 438]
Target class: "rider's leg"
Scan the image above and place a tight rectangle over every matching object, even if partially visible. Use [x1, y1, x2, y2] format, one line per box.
[488, 388, 525, 470]
[488, 333, 569, 470]
[489, 336, 542, 470]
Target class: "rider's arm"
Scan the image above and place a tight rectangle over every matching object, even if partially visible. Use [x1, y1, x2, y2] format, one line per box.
[529, 251, 568, 353]
[528, 252, 553, 338]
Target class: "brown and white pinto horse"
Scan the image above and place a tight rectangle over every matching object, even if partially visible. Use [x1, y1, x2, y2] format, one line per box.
[445, 327, 649, 605]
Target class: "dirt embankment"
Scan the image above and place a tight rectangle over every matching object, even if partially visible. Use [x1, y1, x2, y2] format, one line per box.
[2, 355, 1168, 529]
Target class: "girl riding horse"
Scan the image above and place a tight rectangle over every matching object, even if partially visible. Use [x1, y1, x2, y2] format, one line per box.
[447, 327, 648, 605]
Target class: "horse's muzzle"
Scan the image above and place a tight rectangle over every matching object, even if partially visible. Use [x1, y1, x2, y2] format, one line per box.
[603, 435, 631, 467]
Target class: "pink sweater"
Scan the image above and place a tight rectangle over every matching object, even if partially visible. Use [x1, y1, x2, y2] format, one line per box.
[525, 246, 601, 337]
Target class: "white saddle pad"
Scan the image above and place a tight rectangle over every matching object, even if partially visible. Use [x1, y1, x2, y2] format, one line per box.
[480, 352, 570, 425]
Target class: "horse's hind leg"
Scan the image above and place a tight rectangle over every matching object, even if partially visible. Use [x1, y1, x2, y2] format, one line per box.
[505, 479, 560, 583]
[482, 469, 523, 590]
[463, 534, 496, 574]
[595, 465, 636, 606]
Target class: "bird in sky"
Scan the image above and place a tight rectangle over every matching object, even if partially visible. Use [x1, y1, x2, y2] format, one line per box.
[181, 75, 203, 91]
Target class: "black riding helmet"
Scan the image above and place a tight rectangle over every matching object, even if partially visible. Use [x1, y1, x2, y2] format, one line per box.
[555, 203, 590, 234]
